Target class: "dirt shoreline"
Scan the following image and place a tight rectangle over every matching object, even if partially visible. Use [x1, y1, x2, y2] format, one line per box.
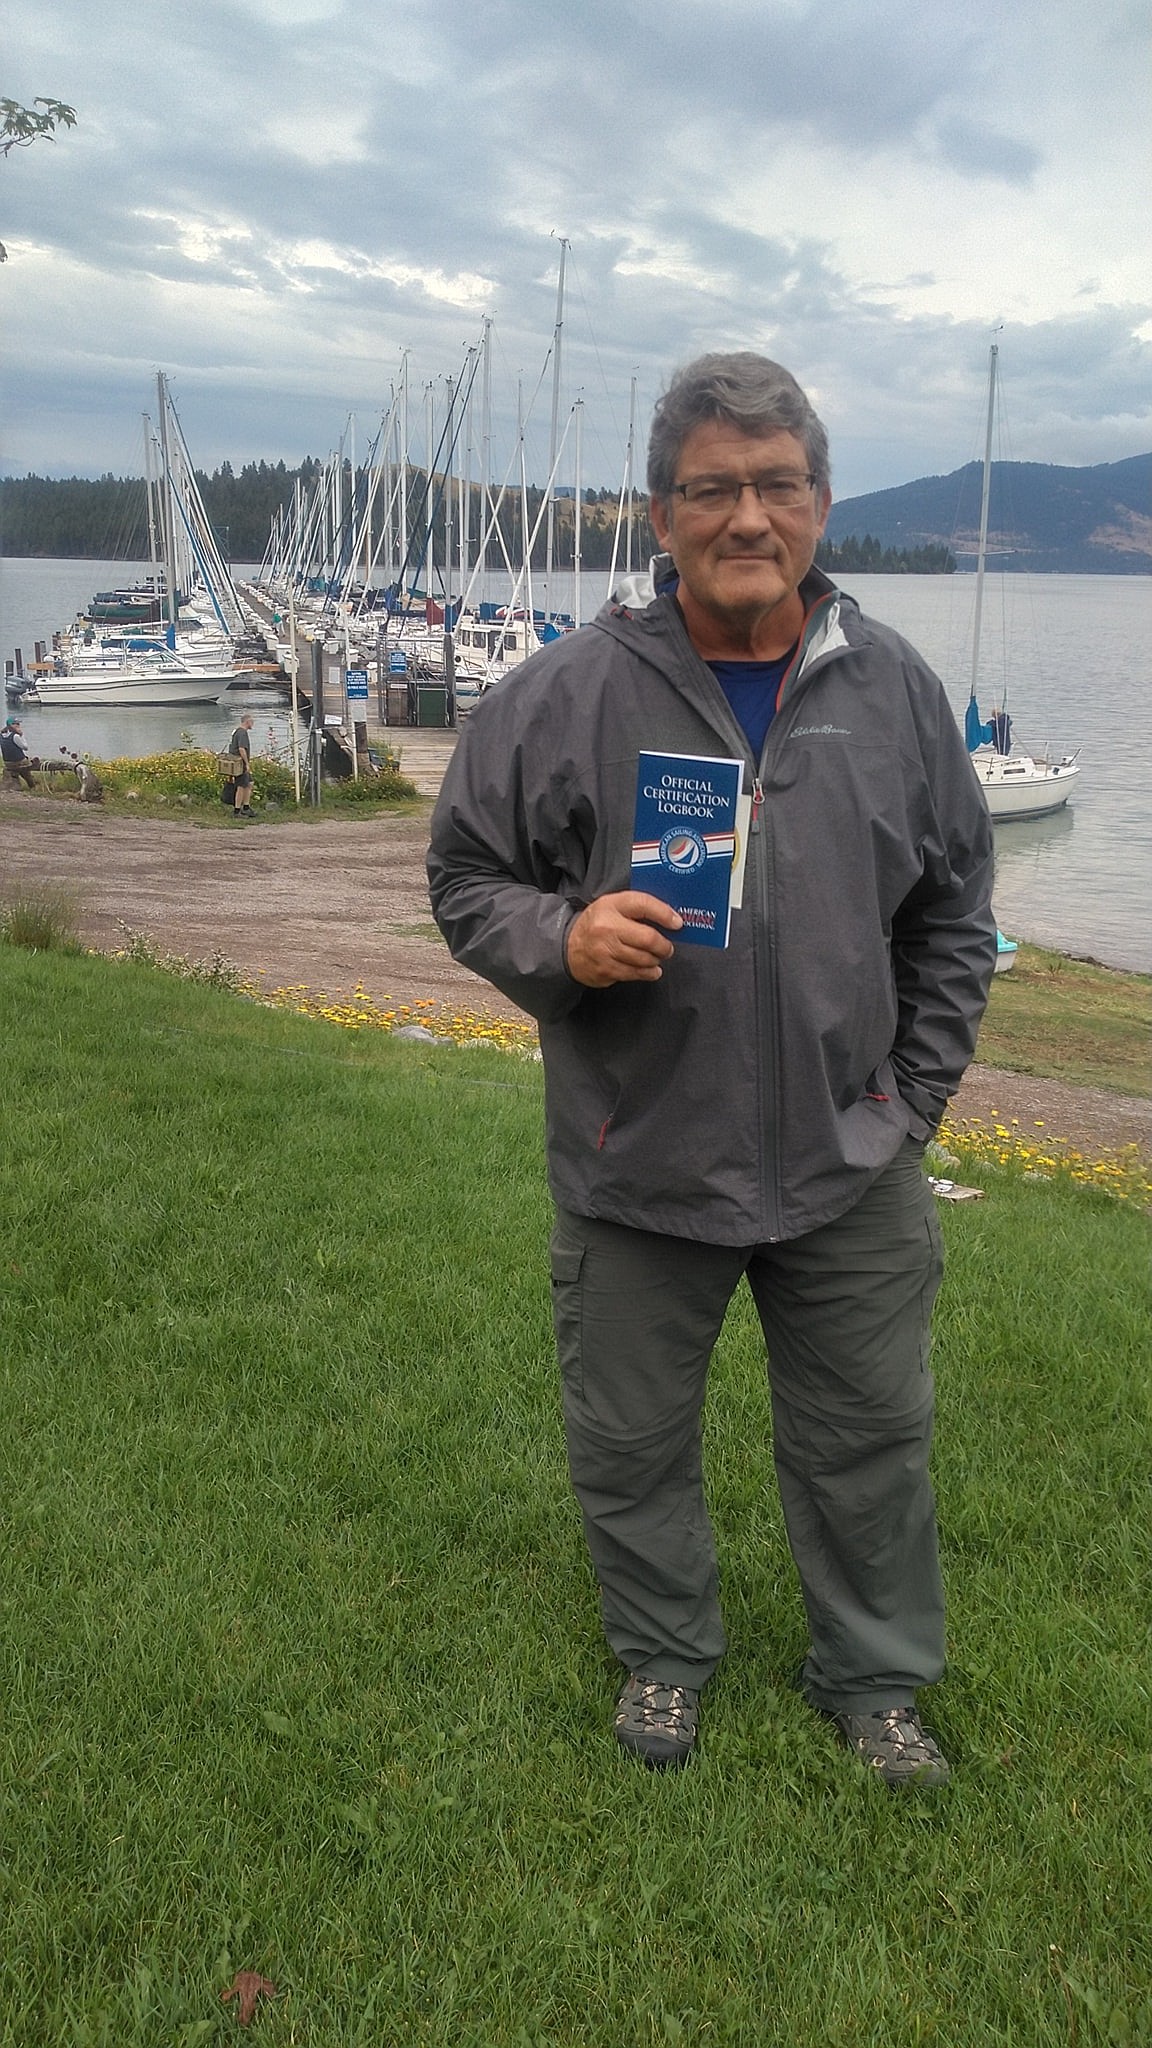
[2, 740, 1149, 1164]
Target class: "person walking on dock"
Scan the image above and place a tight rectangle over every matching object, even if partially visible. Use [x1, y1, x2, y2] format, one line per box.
[429, 351, 997, 1787]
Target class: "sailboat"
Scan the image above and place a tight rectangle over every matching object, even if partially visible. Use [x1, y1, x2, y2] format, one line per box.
[963, 344, 1081, 820]
[28, 375, 266, 709]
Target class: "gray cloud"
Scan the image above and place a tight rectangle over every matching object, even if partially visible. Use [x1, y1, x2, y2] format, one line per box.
[932, 116, 1041, 183]
[2, 0, 1148, 495]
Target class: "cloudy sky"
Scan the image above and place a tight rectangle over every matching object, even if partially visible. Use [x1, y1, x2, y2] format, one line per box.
[3, 0, 1149, 499]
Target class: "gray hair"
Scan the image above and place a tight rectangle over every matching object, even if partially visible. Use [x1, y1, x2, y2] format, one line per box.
[647, 352, 830, 499]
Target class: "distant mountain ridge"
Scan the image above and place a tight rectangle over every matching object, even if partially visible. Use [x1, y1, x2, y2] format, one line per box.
[824, 453, 1151, 574]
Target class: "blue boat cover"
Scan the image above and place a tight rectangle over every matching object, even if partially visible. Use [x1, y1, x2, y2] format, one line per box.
[965, 696, 995, 751]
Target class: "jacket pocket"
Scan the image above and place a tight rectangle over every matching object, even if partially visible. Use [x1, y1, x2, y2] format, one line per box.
[863, 1057, 932, 1142]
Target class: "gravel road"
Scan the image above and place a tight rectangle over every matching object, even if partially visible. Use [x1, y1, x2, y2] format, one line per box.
[2, 734, 1148, 1163]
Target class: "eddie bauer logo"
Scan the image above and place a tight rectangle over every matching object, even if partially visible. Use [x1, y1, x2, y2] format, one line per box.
[792, 723, 851, 736]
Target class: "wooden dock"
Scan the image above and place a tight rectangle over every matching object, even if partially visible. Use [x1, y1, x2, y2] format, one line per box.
[239, 584, 454, 735]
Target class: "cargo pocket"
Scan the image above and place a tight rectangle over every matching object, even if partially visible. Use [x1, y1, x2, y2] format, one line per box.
[548, 1228, 587, 1400]
[918, 1188, 945, 1372]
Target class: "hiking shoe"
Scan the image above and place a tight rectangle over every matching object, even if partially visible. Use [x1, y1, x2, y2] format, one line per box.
[833, 1706, 950, 1788]
[614, 1673, 699, 1769]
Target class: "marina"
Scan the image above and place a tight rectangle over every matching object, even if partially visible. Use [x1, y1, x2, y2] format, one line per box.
[2, 554, 1149, 976]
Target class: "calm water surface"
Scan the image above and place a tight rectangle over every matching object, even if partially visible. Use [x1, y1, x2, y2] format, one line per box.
[3, 557, 1149, 973]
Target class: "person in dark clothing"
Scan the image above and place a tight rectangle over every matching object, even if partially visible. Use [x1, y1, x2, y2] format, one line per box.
[1, 719, 37, 790]
[428, 353, 997, 1786]
[990, 708, 1013, 754]
[230, 714, 255, 817]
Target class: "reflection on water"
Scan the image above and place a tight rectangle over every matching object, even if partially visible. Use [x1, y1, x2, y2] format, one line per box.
[992, 801, 1143, 969]
[991, 801, 1144, 970]
[994, 803, 1075, 871]
[11, 691, 297, 768]
[991, 808, 1078, 953]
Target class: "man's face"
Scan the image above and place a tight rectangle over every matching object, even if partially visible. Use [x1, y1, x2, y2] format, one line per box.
[649, 421, 831, 646]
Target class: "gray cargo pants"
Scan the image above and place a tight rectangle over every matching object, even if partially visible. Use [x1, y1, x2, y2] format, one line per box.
[549, 1139, 945, 1713]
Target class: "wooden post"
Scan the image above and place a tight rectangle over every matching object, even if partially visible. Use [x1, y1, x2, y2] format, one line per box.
[309, 638, 324, 806]
[443, 630, 455, 727]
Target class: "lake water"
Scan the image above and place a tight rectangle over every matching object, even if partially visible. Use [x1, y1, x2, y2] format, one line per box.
[2, 556, 1149, 973]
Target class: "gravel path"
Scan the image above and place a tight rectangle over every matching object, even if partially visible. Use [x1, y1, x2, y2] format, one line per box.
[3, 746, 1148, 1164]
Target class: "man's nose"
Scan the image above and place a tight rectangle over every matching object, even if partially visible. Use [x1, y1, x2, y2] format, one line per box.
[726, 483, 774, 531]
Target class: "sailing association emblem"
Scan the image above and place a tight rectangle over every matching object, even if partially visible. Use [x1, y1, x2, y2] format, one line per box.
[658, 827, 707, 873]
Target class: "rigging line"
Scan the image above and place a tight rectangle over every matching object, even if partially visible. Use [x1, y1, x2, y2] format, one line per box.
[389, 344, 484, 614]
[486, 324, 554, 472]
[987, 342, 1041, 724]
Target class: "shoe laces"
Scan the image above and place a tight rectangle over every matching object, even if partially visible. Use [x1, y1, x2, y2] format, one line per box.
[859, 1707, 940, 1765]
[619, 1678, 697, 1734]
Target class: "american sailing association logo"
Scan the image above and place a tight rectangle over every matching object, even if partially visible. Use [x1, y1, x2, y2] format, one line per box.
[658, 827, 707, 873]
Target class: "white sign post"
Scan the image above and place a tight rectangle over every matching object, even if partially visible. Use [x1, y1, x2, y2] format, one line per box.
[287, 594, 301, 804]
[346, 667, 368, 782]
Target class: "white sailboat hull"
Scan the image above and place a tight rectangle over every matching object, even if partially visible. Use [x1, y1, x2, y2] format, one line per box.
[971, 750, 1081, 820]
[29, 669, 227, 707]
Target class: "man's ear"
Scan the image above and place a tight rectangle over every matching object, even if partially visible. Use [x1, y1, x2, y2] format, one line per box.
[649, 494, 673, 551]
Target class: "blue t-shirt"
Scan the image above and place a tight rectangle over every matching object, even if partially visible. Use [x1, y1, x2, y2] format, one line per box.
[708, 650, 796, 760]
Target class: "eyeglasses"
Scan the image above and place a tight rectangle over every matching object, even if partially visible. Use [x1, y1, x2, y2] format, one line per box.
[671, 473, 818, 513]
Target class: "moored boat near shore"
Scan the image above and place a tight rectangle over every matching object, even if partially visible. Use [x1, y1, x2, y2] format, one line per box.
[26, 664, 227, 707]
[962, 345, 1082, 821]
[970, 748, 1081, 820]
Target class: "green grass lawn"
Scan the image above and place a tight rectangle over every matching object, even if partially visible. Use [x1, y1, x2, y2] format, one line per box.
[976, 944, 1151, 1098]
[1, 951, 1149, 2046]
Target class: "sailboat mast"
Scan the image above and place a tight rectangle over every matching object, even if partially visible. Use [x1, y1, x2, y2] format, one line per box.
[573, 397, 583, 628]
[142, 413, 159, 587]
[544, 237, 568, 617]
[443, 373, 455, 609]
[969, 342, 997, 702]
[155, 372, 179, 635]
[624, 375, 637, 573]
[459, 342, 476, 600]
[518, 377, 533, 623]
[480, 318, 492, 606]
[425, 381, 435, 598]
[398, 351, 410, 590]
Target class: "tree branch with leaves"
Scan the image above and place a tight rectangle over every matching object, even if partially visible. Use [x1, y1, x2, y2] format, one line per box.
[1, 96, 77, 156]
[1, 94, 76, 260]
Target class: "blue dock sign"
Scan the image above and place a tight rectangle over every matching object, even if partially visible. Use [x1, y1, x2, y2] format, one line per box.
[345, 668, 369, 701]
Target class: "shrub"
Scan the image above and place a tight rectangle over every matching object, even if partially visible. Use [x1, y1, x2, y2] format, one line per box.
[115, 923, 248, 991]
[0, 883, 83, 952]
[324, 767, 420, 805]
[88, 748, 418, 814]
[92, 748, 297, 806]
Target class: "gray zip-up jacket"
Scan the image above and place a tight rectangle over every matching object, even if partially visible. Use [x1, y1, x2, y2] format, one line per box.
[428, 566, 996, 1245]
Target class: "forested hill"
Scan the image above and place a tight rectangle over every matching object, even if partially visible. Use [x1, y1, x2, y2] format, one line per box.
[0, 461, 651, 571]
[2, 452, 1148, 573]
[823, 453, 1151, 574]
[0, 461, 313, 564]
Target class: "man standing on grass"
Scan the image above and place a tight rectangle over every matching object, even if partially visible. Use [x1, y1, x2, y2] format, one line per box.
[428, 353, 996, 1786]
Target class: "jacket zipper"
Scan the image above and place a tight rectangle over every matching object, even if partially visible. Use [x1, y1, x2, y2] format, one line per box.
[623, 584, 849, 1242]
[750, 590, 842, 1238]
